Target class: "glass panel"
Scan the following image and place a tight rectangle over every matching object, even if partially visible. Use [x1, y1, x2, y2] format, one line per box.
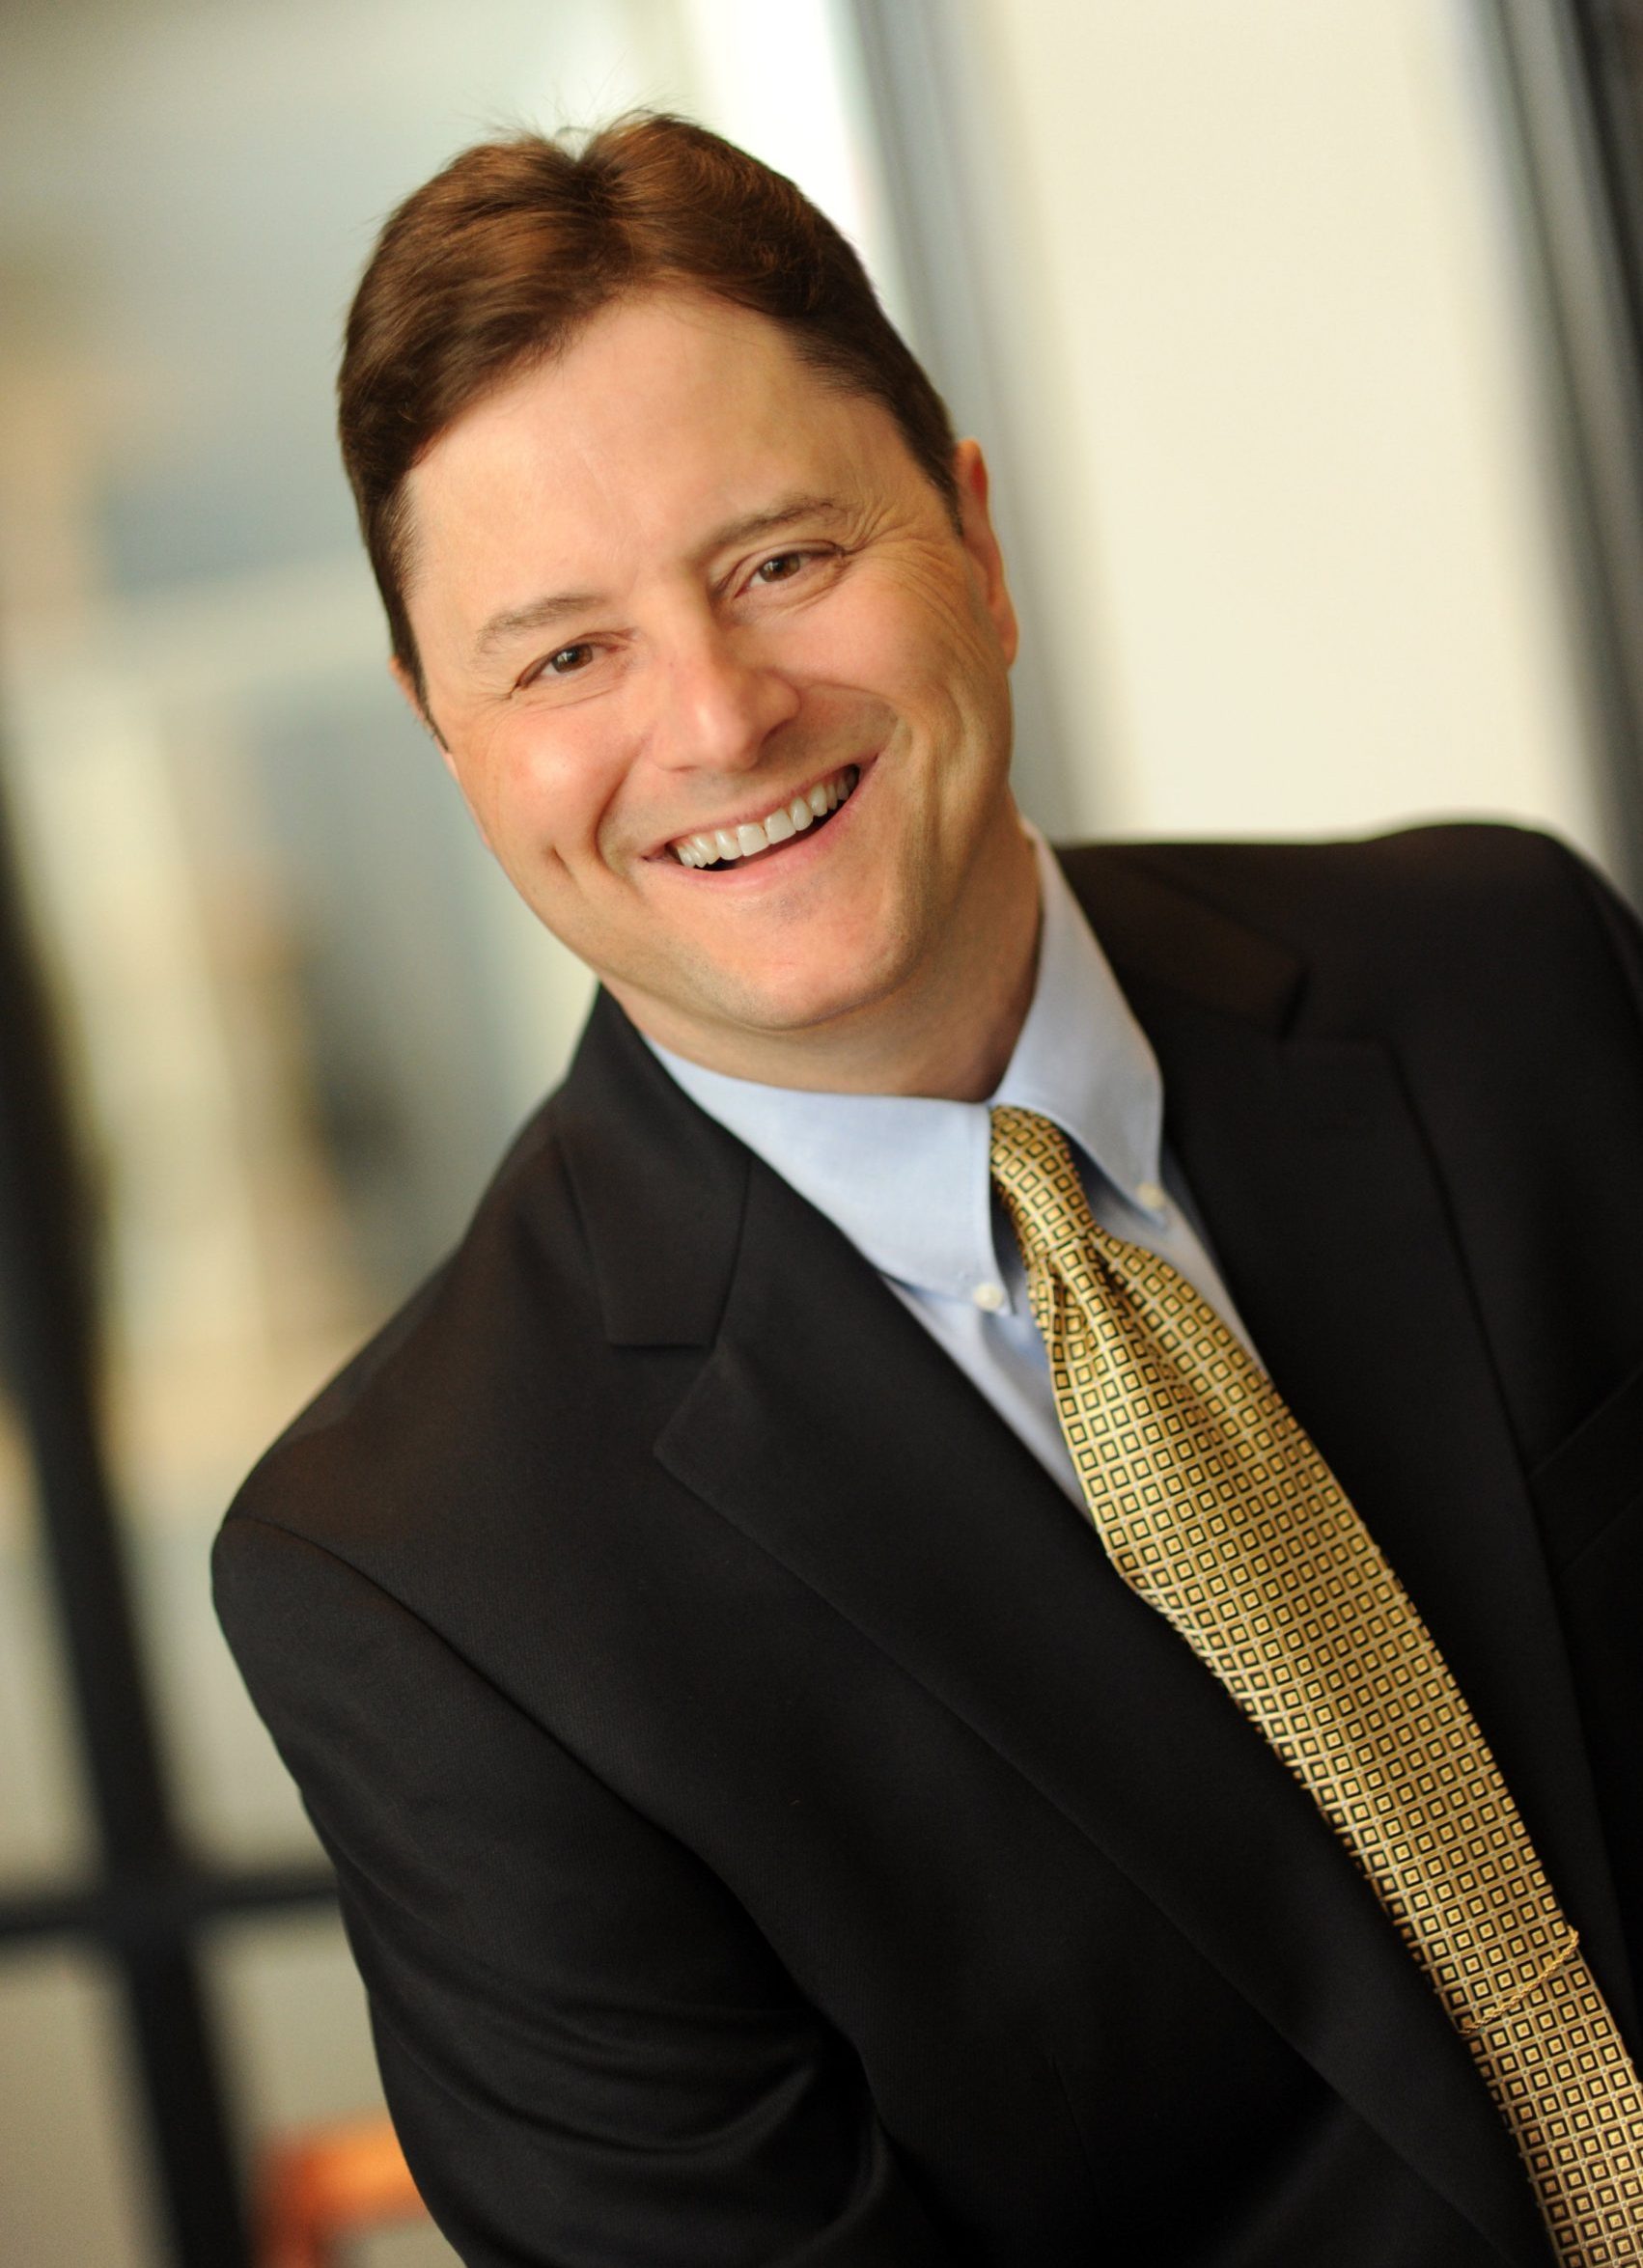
[359, 2227, 465, 2268]
[212, 1905, 391, 2134]
[0, 1945, 157, 2268]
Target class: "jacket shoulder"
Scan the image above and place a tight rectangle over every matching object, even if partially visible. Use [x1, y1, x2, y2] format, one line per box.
[1060, 822, 1639, 1029]
[1063, 819, 1595, 937]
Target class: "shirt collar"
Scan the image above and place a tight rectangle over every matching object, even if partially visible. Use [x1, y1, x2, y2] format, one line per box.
[647, 826, 1165, 1305]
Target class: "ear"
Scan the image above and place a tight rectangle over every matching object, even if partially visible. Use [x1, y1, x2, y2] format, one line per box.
[388, 656, 493, 849]
[952, 438, 1018, 666]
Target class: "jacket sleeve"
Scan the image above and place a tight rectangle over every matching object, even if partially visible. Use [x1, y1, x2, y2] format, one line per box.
[212, 1514, 955, 2268]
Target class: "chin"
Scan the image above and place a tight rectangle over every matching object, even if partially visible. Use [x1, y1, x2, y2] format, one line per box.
[706, 935, 921, 1039]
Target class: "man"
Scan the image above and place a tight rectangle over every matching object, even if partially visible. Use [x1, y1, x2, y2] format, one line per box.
[214, 114, 1643, 2265]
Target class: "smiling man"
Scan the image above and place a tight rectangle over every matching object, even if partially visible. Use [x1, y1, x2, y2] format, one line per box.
[216, 118, 1643, 2266]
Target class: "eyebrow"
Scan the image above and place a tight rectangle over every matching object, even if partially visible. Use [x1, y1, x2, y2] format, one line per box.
[468, 492, 849, 665]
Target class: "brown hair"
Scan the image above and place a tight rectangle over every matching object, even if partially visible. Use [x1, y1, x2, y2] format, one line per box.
[339, 113, 958, 704]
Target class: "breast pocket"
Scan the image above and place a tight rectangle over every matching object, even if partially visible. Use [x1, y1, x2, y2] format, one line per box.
[1529, 1351, 1643, 1578]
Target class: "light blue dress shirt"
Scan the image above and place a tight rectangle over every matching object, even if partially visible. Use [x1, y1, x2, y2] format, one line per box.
[651, 828, 1257, 1504]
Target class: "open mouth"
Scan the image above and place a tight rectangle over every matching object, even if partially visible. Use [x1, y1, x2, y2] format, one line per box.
[668, 764, 859, 871]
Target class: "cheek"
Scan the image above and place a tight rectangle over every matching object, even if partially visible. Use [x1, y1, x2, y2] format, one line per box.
[807, 568, 996, 703]
[470, 723, 627, 868]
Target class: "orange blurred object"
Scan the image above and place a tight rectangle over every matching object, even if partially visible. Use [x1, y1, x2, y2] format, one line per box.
[258, 2113, 431, 2268]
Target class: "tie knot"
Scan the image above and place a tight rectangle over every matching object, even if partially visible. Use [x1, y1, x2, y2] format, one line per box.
[989, 1104, 1095, 1268]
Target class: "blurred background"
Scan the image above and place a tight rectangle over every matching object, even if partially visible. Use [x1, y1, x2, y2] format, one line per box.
[4, 1, 1643, 2260]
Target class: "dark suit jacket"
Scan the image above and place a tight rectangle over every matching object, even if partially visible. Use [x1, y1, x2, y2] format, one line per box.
[214, 825, 1643, 2266]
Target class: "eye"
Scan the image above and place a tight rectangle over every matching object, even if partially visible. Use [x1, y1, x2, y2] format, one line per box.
[517, 641, 598, 690]
[750, 550, 814, 587]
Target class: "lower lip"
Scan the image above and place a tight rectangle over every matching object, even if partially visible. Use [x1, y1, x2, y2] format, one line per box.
[660, 764, 873, 891]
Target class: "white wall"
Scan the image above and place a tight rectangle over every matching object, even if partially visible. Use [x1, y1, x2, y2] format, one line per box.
[964, 0, 1605, 857]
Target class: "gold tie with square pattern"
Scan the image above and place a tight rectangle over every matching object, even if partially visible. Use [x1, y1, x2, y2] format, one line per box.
[990, 1103, 1643, 2264]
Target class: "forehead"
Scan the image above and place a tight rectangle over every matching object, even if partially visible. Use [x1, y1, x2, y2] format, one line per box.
[407, 292, 903, 576]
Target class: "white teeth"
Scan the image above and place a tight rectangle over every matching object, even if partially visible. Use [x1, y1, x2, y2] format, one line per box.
[672, 765, 860, 866]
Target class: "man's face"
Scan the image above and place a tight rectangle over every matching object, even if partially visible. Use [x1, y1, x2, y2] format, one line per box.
[399, 289, 1026, 1083]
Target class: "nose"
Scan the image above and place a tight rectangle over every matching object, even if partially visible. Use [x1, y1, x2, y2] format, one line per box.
[645, 619, 801, 775]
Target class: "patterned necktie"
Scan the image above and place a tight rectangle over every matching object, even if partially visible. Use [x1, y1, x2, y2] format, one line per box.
[990, 1103, 1643, 2265]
